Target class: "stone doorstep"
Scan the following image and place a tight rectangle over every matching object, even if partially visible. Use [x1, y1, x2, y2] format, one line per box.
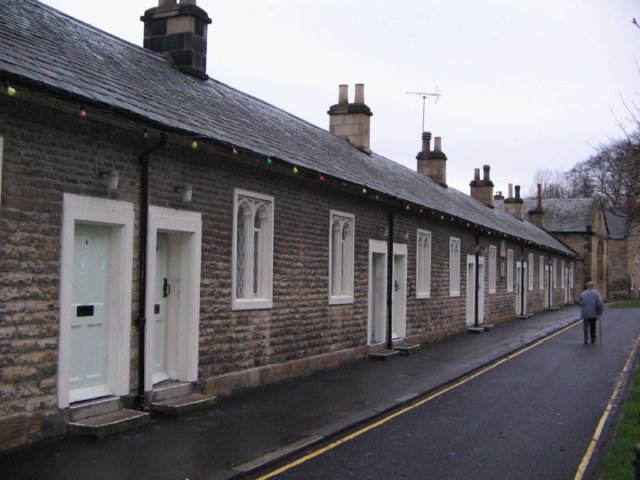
[367, 349, 400, 361]
[151, 381, 193, 402]
[68, 409, 150, 439]
[467, 323, 494, 334]
[517, 314, 532, 319]
[69, 396, 121, 421]
[150, 393, 218, 418]
[393, 344, 421, 356]
[546, 306, 560, 311]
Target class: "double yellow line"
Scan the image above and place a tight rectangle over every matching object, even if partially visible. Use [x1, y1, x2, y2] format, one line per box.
[257, 321, 585, 480]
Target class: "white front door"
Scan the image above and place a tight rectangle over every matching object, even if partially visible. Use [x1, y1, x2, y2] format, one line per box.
[391, 245, 407, 340]
[545, 263, 553, 308]
[70, 224, 112, 402]
[368, 242, 387, 345]
[153, 233, 170, 384]
[516, 261, 528, 315]
[466, 255, 485, 326]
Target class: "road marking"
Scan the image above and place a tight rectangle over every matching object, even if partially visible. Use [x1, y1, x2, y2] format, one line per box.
[573, 331, 640, 480]
[256, 321, 580, 480]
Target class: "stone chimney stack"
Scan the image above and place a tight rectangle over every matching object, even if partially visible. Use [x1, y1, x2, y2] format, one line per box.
[528, 183, 545, 228]
[141, 0, 212, 80]
[328, 84, 373, 153]
[504, 184, 525, 220]
[416, 132, 447, 187]
[470, 164, 495, 207]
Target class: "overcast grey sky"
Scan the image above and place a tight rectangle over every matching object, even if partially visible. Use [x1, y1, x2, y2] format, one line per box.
[42, 0, 639, 195]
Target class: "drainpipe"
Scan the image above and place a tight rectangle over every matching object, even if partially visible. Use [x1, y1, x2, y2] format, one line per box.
[474, 236, 480, 328]
[386, 208, 401, 350]
[137, 132, 167, 410]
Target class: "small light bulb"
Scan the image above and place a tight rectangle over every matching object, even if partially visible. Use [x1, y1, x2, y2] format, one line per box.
[79, 109, 87, 119]
[319, 175, 325, 182]
[266, 157, 273, 165]
[292, 166, 299, 174]
[7, 86, 16, 97]
[191, 140, 198, 149]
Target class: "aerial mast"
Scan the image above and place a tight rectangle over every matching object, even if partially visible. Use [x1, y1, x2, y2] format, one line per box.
[406, 87, 441, 133]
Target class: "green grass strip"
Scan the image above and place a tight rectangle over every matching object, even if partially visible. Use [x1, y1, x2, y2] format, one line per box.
[608, 300, 640, 309]
[601, 359, 640, 479]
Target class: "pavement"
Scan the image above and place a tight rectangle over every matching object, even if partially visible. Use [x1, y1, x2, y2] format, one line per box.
[0, 305, 583, 480]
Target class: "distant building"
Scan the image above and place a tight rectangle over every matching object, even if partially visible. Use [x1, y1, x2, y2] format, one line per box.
[605, 207, 640, 300]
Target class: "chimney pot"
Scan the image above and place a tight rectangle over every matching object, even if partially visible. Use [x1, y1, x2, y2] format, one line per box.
[159, 0, 176, 5]
[537, 183, 542, 208]
[474, 168, 480, 181]
[421, 131, 432, 152]
[179, 0, 196, 4]
[434, 137, 442, 152]
[508, 183, 513, 199]
[515, 185, 521, 200]
[354, 83, 365, 104]
[483, 165, 490, 181]
[338, 84, 348, 105]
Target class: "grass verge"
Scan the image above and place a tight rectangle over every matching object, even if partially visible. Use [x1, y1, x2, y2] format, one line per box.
[601, 359, 640, 479]
[608, 300, 640, 309]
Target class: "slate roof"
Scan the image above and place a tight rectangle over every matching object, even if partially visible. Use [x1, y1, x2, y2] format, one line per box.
[495, 198, 599, 233]
[0, 0, 574, 256]
[605, 209, 628, 240]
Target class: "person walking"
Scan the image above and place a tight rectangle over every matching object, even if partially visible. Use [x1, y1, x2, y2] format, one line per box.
[578, 281, 604, 344]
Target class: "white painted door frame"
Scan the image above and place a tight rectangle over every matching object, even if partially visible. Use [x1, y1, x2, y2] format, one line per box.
[392, 243, 408, 340]
[466, 255, 485, 326]
[58, 194, 134, 408]
[367, 240, 388, 345]
[145, 206, 202, 392]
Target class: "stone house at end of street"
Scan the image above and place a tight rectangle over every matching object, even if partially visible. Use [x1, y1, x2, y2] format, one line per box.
[605, 206, 640, 300]
[0, 0, 579, 451]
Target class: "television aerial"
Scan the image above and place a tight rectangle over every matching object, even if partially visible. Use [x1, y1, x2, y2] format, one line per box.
[406, 87, 441, 133]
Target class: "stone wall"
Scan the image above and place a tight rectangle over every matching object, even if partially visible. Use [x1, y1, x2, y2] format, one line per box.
[0, 91, 579, 450]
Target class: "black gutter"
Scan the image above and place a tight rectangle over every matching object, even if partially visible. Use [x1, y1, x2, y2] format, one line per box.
[137, 132, 167, 410]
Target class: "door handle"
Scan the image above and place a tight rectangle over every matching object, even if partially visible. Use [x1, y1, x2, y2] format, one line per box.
[162, 278, 171, 298]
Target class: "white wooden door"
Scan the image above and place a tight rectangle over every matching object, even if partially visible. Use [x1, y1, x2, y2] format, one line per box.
[368, 251, 387, 345]
[516, 261, 528, 315]
[153, 233, 170, 384]
[391, 249, 407, 340]
[466, 258, 476, 326]
[70, 224, 112, 402]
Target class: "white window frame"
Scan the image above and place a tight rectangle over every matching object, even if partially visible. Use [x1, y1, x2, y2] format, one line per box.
[553, 258, 558, 289]
[561, 260, 566, 289]
[232, 189, 274, 310]
[449, 237, 461, 297]
[507, 249, 514, 293]
[329, 210, 355, 305]
[539, 255, 545, 291]
[416, 229, 432, 299]
[488, 245, 497, 294]
[528, 253, 534, 291]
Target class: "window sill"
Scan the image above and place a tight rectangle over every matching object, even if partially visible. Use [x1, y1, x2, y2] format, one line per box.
[232, 298, 273, 311]
[329, 295, 354, 305]
[416, 292, 431, 300]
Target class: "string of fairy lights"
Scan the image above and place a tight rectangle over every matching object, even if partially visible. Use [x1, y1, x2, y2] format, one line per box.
[2, 80, 563, 254]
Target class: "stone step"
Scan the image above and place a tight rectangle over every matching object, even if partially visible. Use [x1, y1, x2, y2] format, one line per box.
[150, 393, 217, 418]
[393, 344, 421, 356]
[69, 396, 121, 421]
[368, 349, 400, 361]
[68, 409, 150, 439]
[151, 381, 192, 402]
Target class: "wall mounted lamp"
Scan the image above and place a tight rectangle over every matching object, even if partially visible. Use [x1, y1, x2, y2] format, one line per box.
[175, 184, 193, 202]
[100, 168, 119, 193]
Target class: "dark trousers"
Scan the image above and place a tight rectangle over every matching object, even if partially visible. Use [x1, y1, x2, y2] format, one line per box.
[583, 318, 597, 343]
